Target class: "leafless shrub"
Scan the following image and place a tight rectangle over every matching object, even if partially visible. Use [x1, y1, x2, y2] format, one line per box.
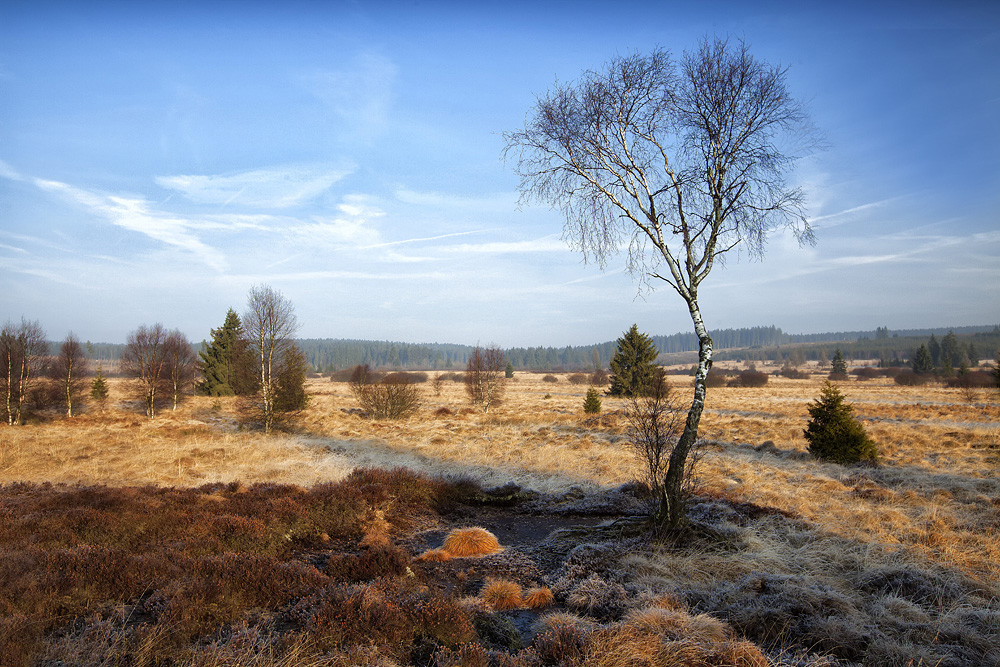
[568, 373, 589, 385]
[542, 374, 559, 383]
[727, 369, 768, 388]
[465, 346, 506, 413]
[624, 374, 694, 526]
[590, 369, 609, 386]
[350, 372, 422, 420]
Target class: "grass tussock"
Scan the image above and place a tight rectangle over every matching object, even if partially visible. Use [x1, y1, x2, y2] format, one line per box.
[442, 527, 503, 557]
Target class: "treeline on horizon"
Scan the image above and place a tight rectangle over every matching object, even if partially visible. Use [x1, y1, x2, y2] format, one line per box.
[75, 324, 1000, 373]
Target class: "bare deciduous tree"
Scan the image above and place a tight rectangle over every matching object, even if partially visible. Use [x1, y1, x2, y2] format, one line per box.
[465, 345, 506, 413]
[50, 332, 90, 417]
[164, 330, 196, 411]
[242, 284, 300, 433]
[121, 324, 169, 418]
[505, 38, 816, 528]
[0, 318, 47, 425]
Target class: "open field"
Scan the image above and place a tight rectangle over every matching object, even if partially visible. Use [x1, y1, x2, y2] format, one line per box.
[1, 373, 998, 666]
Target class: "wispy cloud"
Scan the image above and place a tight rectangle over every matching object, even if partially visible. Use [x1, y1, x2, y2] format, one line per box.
[361, 230, 484, 249]
[155, 163, 354, 208]
[33, 178, 227, 271]
[439, 235, 566, 254]
[0, 159, 25, 182]
[301, 52, 397, 141]
[807, 197, 903, 229]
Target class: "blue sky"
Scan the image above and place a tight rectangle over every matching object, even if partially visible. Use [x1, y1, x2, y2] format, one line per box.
[1, 1, 998, 347]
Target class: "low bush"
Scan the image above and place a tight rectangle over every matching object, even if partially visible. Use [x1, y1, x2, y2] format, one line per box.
[727, 370, 768, 388]
[852, 367, 880, 380]
[777, 366, 809, 379]
[590, 369, 609, 386]
[384, 371, 429, 384]
[894, 370, 931, 386]
[542, 374, 559, 383]
[350, 375, 422, 419]
[583, 387, 602, 414]
[704, 368, 732, 388]
[947, 370, 994, 388]
[568, 373, 589, 385]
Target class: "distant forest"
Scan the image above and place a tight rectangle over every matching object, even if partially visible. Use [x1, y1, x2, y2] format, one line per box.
[75, 324, 1000, 372]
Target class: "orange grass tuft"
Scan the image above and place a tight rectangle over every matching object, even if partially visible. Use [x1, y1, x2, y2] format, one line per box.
[414, 548, 453, 563]
[522, 587, 555, 609]
[480, 579, 523, 610]
[441, 527, 502, 557]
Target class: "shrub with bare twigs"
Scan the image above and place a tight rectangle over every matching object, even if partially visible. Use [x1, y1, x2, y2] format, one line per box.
[350, 370, 422, 419]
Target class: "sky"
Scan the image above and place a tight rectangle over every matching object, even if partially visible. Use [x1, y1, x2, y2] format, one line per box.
[1, 0, 998, 347]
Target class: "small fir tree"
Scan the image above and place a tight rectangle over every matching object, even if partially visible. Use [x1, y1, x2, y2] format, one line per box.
[608, 324, 660, 397]
[505, 361, 514, 379]
[90, 364, 109, 409]
[829, 348, 848, 380]
[804, 382, 878, 464]
[583, 387, 602, 414]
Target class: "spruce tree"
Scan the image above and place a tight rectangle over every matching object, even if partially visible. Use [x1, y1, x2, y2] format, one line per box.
[90, 364, 109, 408]
[608, 324, 659, 397]
[912, 344, 934, 375]
[829, 348, 848, 379]
[805, 382, 878, 464]
[197, 309, 243, 396]
[928, 334, 941, 366]
[583, 386, 602, 414]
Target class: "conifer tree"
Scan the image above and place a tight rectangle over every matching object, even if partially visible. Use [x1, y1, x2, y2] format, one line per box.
[912, 344, 934, 375]
[608, 324, 660, 397]
[197, 309, 244, 397]
[90, 364, 109, 409]
[829, 348, 848, 379]
[928, 334, 941, 366]
[583, 386, 602, 414]
[805, 382, 878, 464]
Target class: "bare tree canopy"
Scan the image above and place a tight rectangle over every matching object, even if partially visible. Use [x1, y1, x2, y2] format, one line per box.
[164, 330, 196, 411]
[121, 323, 168, 418]
[242, 284, 300, 432]
[50, 332, 90, 417]
[1, 318, 47, 425]
[504, 38, 816, 529]
[465, 345, 506, 413]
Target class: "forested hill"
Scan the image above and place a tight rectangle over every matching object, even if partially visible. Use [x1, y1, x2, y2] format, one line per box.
[76, 324, 998, 371]
[298, 325, 999, 371]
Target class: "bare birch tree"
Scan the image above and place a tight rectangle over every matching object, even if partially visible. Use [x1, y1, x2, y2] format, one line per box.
[0, 318, 47, 425]
[243, 284, 299, 433]
[121, 323, 168, 418]
[164, 330, 196, 411]
[465, 345, 506, 413]
[50, 332, 90, 417]
[504, 38, 816, 528]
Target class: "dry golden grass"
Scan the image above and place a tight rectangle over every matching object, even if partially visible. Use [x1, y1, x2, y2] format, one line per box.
[3, 372, 998, 604]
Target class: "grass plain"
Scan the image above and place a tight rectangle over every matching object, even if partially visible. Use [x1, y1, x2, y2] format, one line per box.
[1, 370, 998, 666]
